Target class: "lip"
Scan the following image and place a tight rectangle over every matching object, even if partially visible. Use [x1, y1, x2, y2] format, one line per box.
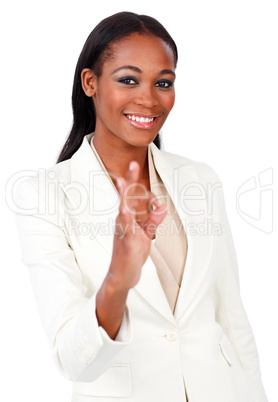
[124, 112, 159, 118]
[123, 113, 160, 130]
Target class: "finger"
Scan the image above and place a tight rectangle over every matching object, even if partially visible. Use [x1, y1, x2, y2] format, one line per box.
[126, 161, 140, 184]
[123, 161, 145, 215]
[115, 177, 129, 217]
[145, 190, 167, 215]
[115, 177, 139, 226]
[141, 199, 169, 239]
[115, 176, 125, 198]
[145, 202, 169, 225]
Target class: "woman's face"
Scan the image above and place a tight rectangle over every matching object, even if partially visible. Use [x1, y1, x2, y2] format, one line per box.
[91, 33, 176, 148]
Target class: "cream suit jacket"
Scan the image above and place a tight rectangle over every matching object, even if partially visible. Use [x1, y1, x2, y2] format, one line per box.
[15, 133, 267, 402]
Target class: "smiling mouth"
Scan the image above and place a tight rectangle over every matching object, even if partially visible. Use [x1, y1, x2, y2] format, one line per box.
[126, 114, 156, 123]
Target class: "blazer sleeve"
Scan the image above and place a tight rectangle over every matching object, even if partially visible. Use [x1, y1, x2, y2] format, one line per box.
[14, 175, 133, 383]
[207, 165, 268, 402]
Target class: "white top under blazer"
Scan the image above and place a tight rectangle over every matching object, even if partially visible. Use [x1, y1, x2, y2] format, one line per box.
[15, 133, 268, 402]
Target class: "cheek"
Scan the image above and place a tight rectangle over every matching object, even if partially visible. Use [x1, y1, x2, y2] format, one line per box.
[110, 92, 129, 112]
[162, 92, 175, 114]
[99, 86, 129, 115]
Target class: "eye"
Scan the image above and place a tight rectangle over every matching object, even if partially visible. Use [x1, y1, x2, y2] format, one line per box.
[118, 77, 138, 85]
[155, 80, 173, 89]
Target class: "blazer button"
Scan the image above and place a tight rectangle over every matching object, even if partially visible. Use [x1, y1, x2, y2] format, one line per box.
[165, 329, 178, 342]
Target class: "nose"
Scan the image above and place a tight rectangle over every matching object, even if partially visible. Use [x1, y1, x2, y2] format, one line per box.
[133, 85, 158, 109]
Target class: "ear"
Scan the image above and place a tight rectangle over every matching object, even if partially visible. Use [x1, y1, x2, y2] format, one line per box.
[81, 68, 97, 97]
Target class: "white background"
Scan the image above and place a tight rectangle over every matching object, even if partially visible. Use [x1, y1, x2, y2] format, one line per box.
[1, 0, 277, 401]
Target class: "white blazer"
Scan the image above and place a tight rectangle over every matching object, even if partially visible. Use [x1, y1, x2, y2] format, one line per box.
[15, 133, 267, 402]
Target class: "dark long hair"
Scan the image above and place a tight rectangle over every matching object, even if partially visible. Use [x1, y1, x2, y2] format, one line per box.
[57, 12, 178, 163]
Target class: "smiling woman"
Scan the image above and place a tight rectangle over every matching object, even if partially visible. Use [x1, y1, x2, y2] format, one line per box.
[80, 34, 176, 167]
[14, 11, 268, 402]
[57, 12, 178, 164]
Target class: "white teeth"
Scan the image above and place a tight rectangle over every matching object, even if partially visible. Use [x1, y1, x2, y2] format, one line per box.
[127, 115, 155, 123]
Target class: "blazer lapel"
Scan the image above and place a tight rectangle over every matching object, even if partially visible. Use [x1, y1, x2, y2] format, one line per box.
[134, 252, 175, 324]
[68, 133, 120, 256]
[150, 143, 217, 323]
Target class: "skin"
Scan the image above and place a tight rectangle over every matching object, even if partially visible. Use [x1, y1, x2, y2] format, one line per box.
[81, 33, 176, 339]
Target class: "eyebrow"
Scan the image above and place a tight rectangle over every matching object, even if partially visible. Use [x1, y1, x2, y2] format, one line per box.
[111, 65, 176, 77]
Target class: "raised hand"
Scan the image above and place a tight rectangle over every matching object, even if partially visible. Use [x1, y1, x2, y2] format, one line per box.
[96, 160, 168, 339]
[109, 160, 169, 291]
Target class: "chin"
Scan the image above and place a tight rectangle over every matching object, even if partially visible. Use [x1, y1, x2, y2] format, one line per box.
[124, 131, 159, 148]
[128, 138, 156, 149]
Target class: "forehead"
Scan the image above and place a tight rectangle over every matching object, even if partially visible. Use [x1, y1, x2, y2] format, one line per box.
[103, 34, 176, 73]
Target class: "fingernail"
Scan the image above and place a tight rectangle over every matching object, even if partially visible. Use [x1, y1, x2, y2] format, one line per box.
[129, 161, 135, 171]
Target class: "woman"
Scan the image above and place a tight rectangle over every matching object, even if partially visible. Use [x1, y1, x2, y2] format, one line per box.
[15, 11, 267, 402]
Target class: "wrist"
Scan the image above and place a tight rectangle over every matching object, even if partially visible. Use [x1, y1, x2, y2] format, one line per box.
[104, 271, 130, 297]
[96, 274, 129, 340]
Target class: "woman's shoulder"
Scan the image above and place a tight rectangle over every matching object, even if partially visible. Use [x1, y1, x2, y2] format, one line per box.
[16, 158, 71, 192]
[151, 143, 222, 184]
[13, 158, 72, 219]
